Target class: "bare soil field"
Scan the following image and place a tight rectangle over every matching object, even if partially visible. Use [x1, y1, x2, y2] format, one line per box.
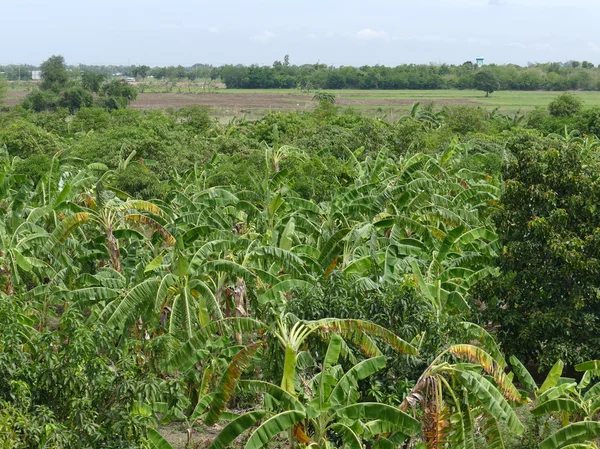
[129, 92, 479, 111]
[8, 87, 600, 117]
[131, 92, 314, 111]
[4, 89, 28, 106]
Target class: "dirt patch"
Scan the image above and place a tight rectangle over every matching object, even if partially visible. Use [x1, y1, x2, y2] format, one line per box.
[130, 92, 479, 112]
[4, 90, 28, 106]
[159, 422, 223, 449]
[130, 92, 314, 111]
[4, 89, 479, 112]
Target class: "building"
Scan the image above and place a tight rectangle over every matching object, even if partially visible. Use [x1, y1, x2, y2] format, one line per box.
[31, 70, 42, 80]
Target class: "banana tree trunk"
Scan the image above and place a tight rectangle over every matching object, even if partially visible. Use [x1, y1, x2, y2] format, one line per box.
[233, 277, 247, 345]
[106, 228, 121, 272]
[281, 344, 297, 394]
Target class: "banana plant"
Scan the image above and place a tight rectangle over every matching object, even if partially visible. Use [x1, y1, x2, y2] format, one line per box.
[401, 325, 525, 449]
[510, 357, 600, 449]
[206, 334, 420, 449]
[47, 182, 175, 272]
[169, 312, 418, 435]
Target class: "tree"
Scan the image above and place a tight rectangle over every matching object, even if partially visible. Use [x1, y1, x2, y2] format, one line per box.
[59, 86, 93, 113]
[132, 65, 150, 79]
[475, 138, 600, 369]
[582, 60, 594, 69]
[548, 92, 584, 117]
[474, 70, 500, 97]
[81, 71, 106, 93]
[40, 55, 69, 92]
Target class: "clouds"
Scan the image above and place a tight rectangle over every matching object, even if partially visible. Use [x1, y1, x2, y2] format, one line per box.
[589, 42, 600, 53]
[252, 31, 276, 43]
[356, 29, 389, 40]
[1, 0, 599, 66]
[509, 42, 551, 50]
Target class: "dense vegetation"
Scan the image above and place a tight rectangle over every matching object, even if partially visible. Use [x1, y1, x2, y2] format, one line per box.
[4, 57, 600, 91]
[2, 85, 600, 448]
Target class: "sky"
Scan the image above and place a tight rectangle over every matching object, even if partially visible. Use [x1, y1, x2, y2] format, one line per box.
[3, 0, 600, 67]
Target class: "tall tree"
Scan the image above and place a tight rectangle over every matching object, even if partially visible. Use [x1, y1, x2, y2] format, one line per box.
[475, 137, 600, 369]
[474, 70, 500, 97]
[40, 55, 69, 92]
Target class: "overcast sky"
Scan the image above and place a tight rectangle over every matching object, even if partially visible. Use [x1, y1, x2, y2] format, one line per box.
[3, 0, 599, 67]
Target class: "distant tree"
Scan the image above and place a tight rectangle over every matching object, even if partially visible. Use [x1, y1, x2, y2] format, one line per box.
[60, 86, 93, 113]
[22, 90, 60, 112]
[547, 62, 562, 73]
[548, 92, 583, 117]
[582, 61, 594, 69]
[571, 60, 581, 68]
[284, 54, 290, 66]
[0, 74, 6, 106]
[132, 65, 150, 78]
[81, 71, 106, 93]
[40, 55, 69, 92]
[97, 80, 137, 110]
[474, 70, 500, 96]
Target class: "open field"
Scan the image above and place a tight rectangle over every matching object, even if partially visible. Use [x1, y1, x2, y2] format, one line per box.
[7, 86, 600, 117]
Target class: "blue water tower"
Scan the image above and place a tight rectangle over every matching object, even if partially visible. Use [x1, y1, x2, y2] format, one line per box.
[476, 57, 484, 67]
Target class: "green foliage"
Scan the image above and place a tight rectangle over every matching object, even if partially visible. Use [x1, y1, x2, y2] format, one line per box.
[22, 89, 61, 112]
[474, 70, 500, 96]
[0, 74, 7, 107]
[81, 71, 106, 93]
[475, 138, 600, 369]
[12, 154, 52, 184]
[2, 94, 600, 448]
[112, 163, 166, 199]
[99, 80, 138, 110]
[40, 55, 70, 92]
[0, 119, 59, 156]
[548, 92, 584, 117]
[59, 86, 94, 113]
[0, 297, 163, 448]
[172, 104, 214, 132]
[444, 105, 489, 134]
[72, 107, 111, 132]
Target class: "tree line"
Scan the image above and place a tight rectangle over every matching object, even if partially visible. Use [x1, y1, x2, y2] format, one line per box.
[3, 57, 600, 90]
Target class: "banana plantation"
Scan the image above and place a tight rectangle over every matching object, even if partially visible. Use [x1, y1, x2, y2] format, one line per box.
[2, 97, 600, 449]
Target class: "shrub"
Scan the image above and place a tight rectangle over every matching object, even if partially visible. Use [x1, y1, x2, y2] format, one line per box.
[13, 154, 52, 184]
[59, 86, 93, 113]
[173, 104, 214, 133]
[112, 163, 166, 199]
[22, 90, 60, 112]
[72, 107, 110, 132]
[548, 92, 583, 117]
[443, 105, 489, 134]
[0, 120, 59, 157]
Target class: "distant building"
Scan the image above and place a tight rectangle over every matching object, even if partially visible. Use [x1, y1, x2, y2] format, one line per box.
[476, 57, 484, 68]
[31, 70, 42, 80]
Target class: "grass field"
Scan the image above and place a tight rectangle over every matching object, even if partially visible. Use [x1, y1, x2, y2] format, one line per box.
[7, 83, 600, 118]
